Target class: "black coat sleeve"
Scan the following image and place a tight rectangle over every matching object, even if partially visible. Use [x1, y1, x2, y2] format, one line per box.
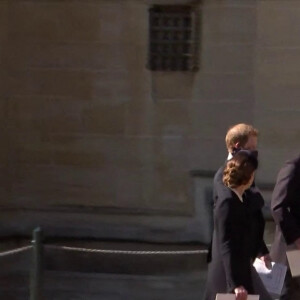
[215, 194, 251, 292]
[271, 157, 300, 245]
[246, 187, 269, 257]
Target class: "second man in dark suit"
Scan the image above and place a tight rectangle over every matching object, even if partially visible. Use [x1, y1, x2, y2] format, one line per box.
[271, 154, 300, 300]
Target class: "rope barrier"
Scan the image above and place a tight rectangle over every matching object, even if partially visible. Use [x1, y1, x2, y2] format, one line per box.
[0, 245, 32, 257]
[0, 243, 208, 257]
[46, 245, 208, 255]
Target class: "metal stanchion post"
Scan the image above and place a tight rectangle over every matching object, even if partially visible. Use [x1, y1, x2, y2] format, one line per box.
[30, 227, 43, 300]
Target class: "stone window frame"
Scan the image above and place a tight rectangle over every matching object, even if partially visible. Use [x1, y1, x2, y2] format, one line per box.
[147, 5, 199, 71]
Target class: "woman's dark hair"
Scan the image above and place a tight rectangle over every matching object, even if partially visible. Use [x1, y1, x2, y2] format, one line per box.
[223, 150, 258, 188]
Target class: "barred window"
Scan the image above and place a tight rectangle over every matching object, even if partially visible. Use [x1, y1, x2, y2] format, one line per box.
[148, 5, 198, 71]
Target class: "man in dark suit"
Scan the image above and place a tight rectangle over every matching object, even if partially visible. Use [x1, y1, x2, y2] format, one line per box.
[212, 123, 270, 264]
[208, 123, 274, 300]
[271, 154, 300, 300]
[207, 123, 271, 298]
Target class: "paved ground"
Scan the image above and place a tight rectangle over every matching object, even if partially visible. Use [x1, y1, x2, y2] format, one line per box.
[0, 238, 209, 299]
[0, 221, 278, 299]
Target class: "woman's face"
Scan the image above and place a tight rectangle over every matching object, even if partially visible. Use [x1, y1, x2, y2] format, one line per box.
[245, 172, 255, 189]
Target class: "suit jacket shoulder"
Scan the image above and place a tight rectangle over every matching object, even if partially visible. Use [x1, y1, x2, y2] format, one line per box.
[271, 154, 300, 244]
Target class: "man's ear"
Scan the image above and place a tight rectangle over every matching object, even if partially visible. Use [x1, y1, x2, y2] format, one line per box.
[234, 142, 240, 149]
[231, 143, 242, 155]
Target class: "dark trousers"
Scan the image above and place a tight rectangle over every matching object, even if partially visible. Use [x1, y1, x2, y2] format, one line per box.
[280, 269, 300, 300]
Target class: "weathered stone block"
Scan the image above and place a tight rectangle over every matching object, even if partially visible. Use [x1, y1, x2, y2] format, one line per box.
[257, 48, 300, 75]
[202, 6, 256, 44]
[201, 44, 254, 73]
[151, 72, 195, 101]
[9, 2, 102, 42]
[125, 101, 155, 136]
[186, 137, 224, 171]
[6, 69, 95, 99]
[0, 1, 8, 41]
[82, 103, 126, 134]
[258, 1, 300, 47]
[193, 73, 253, 101]
[153, 101, 190, 136]
[254, 109, 300, 180]
[9, 43, 128, 71]
[92, 71, 132, 104]
[6, 96, 86, 133]
[203, 0, 256, 5]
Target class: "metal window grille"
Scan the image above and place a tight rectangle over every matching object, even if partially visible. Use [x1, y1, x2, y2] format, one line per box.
[148, 5, 198, 71]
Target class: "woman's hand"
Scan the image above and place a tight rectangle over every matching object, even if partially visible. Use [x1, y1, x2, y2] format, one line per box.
[294, 237, 300, 250]
[234, 286, 248, 300]
[259, 254, 272, 270]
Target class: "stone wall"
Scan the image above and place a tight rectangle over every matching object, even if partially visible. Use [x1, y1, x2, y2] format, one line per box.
[255, 0, 300, 182]
[0, 0, 299, 241]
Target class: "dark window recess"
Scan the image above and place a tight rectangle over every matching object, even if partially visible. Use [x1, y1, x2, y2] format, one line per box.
[148, 5, 198, 71]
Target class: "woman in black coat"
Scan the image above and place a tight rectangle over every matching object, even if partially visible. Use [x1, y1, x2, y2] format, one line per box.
[204, 150, 272, 300]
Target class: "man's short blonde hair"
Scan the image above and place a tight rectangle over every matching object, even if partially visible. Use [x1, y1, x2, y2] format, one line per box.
[225, 123, 258, 153]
